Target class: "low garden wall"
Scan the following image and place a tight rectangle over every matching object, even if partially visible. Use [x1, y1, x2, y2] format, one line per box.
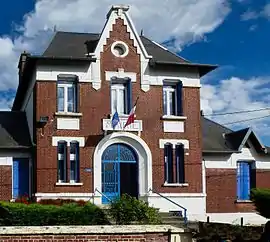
[0, 225, 194, 242]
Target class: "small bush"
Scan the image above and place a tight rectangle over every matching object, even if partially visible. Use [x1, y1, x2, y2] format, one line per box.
[0, 201, 109, 226]
[37, 199, 87, 206]
[251, 188, 270, 218]
[109, 194, 161, 225]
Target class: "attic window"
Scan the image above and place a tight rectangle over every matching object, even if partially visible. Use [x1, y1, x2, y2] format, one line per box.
[111, 41, 129, 57]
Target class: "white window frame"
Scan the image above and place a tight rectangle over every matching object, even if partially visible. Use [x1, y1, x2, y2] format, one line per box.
[111, 83, 128, 115]
[57, 83, 77, 113]
[163, 85, 177, 116]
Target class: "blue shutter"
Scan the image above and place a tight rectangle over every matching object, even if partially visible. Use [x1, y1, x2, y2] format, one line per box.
[167, 144, 173, 183]
[237, 162, 251, 200]
[176, 144, 185, 183]
[176, 81, 183, 116]
[13, 160, 19, 199]
[75, 142, 80, 182]
[126, 80, 132, 114]
[63, 142, 67, 182]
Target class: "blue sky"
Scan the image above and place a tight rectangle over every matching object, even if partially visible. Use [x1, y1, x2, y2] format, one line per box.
[1, 0, 270, 145]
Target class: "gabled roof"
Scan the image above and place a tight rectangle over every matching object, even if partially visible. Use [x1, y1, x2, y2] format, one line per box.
[42, 31, 217, 77]
[0, 111, 32, 149]
[202, 116, 268, 155]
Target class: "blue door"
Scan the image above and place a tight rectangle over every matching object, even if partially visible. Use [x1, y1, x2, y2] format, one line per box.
[13, 158, 29, 199]
[237, 161, 251, 200]
[101, 144, 137, 204]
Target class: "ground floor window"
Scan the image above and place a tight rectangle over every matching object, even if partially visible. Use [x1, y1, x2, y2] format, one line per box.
[237, 161, 256, 200]
[164, 143, 185, 184]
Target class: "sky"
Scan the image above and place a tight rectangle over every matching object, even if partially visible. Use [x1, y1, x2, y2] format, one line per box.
[0, 0, 270, 144]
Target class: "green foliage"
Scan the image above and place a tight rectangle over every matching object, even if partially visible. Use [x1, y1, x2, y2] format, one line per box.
[109, 194, 161, 225]
[251, 188, 270, 218]
[0, 201, 109, 226]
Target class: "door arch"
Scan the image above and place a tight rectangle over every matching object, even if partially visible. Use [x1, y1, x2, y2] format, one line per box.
[101, 143, 138, 204]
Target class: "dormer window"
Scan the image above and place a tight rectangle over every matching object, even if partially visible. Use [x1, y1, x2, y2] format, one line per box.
[163, 81, 183, 116]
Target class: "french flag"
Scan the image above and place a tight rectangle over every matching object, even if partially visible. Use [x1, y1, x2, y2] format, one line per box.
[124, 97, 139, 129]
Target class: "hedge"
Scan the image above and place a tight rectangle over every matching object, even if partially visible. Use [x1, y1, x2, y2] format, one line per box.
[0, 201, 110, 226]
[109, 194, 162, 225]
[251, 188, 270, 219]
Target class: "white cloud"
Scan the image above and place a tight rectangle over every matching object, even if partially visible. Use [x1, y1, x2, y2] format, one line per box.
[241, 3, 270, 21]
[201, 77, 270, 137]
[0, 0, 231, 95]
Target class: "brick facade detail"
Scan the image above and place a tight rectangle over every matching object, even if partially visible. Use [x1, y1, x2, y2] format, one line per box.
[0, 233, 168, 242]
[0, 165, 12, 201]
[206, 168, 270, 213]
[35, 17, 202, 195]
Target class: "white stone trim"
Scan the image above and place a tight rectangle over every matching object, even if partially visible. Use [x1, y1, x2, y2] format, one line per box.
[111, 41, 129, 58]
[55, 183, 83, 186]
[163, 121, 184, 133]
[0, 225, 185, 235]
[35, 193, 93, 201]
[93, 132, 152, 205]
[147, 193, 206, 197]
[163, 183, 189, 187]
[0, 157, 12, 166]
[204, 147, 270, 169]
[52, 137, 85, 147]
[56, 118, 80, 130]
[105, 70, 136, 82]
[162, 115, 187, 120]
[159, 139, 189, 149]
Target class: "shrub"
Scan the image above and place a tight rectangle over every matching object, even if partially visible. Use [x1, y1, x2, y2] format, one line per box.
[109, 194, 161, 225]
[0, 201, 110, 226]
[37, 199, 87, 206]
[251, 188, 270, 218]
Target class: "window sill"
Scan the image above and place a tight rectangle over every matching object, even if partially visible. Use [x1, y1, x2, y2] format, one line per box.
[55, 112, 83, 117]
[55, 182, 83, 186]
[109, 114, 135, 118]
[235, 199, 253, 203]
[163, 183, 189, 187]
[161, 115, 187, 121]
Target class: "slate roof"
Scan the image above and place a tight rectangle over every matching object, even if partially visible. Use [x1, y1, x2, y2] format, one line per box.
[0, 111, 32, 149]
[42, 31, 216, 77]
[202, 116, 268, 154]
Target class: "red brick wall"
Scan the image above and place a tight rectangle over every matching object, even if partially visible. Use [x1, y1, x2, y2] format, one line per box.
[0, 233, 168, 242]
[35, 18, 202, 194]
[0, 165, 12, 200]
[206, 168, 270, 213]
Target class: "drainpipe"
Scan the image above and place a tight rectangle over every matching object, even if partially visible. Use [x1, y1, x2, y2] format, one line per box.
[202, 158, 206, 195]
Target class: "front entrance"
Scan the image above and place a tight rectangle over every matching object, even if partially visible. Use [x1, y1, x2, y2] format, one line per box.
[101, 143, 138, 204]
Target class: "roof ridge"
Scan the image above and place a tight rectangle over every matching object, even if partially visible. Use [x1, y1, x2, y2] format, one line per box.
[202, 116, 233, 133]
[141, 35, 190, 63]
[56, 31, 100, 36]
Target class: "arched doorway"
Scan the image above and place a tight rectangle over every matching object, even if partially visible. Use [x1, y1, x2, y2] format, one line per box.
[101, 143, 138, 204]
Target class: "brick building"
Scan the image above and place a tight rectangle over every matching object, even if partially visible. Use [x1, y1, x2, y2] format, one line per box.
[0, 5, 270, 225]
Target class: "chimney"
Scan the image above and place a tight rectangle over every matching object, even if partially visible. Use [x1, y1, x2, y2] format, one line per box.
[106, 4, 130, 19]
[18, 51, 29, 80]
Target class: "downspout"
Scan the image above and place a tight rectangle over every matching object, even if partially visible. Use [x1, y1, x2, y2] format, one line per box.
[202, 158, 206, 195]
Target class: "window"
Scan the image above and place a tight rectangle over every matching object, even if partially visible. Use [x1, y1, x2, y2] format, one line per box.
[163, 81, 183, 116]
[164, 143, 173, 183]
[57, 141, 67, 182]
[164, 143, 185, 184]
[175, 143, 185, 184]
[111, 79, 132, 115]
[57, 75, 79, 113]
[237, 161, 256, 200]
[70, 141, 80, 183]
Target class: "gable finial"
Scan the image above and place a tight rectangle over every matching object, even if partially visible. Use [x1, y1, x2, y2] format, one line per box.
[140, 29, 144, 36]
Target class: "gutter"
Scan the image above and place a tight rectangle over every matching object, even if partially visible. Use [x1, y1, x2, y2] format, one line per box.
[202, 150, 241, 154]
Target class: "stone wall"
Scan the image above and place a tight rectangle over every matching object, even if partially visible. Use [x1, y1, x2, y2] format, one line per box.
[0, 225, 194, 242]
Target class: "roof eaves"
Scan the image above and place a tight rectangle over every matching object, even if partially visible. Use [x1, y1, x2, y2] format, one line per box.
[238, 127, 252, 151]
[202, 150, 240, 154]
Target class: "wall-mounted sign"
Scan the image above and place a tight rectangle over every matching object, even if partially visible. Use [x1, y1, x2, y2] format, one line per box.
[84, 168, 92, 172]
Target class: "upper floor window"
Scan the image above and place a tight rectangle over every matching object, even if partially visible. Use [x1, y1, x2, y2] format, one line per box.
[111, 79, 132, 115]
[163, 81, 183, 116]
[57, 75, 79, 113]
[57, 141, 67, 182]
